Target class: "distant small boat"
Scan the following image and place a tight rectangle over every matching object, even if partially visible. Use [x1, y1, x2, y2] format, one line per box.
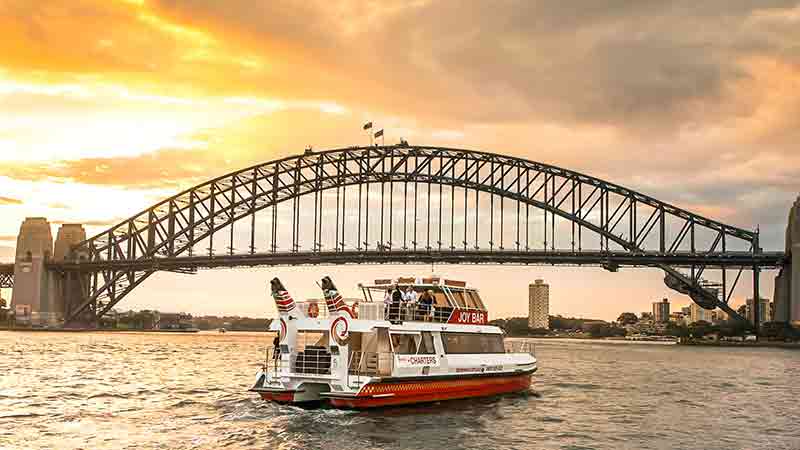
[219, 328, 227, 333]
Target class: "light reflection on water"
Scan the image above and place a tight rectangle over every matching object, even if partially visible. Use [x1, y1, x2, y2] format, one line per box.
[1, 331, 798, 450]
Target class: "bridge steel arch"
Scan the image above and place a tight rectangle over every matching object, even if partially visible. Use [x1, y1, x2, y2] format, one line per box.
[60, 145, 776, 324]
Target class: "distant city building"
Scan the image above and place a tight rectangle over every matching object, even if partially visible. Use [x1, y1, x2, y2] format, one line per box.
[746, 297, 772, 325]
[669, 312, 684, 323]
[689, 303, 713, 323]
[652, 298, 670, 323]
[528, 279, 549, 330]
[640, 312, 653, 321]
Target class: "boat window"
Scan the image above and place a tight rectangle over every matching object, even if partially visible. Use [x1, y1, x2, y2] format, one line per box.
[417, 332, 436, 355]
[442, 332, 504, 354]
[390, 333, 418, 355]
[450, 290, 468, 308]
[431, 290, 450, 307]
[466, 291, 486, 310]
[461, 290, 477, 309]
[296, 331, 328, 351]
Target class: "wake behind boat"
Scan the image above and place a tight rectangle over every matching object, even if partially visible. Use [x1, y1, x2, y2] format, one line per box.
[250, 276, 537, 408]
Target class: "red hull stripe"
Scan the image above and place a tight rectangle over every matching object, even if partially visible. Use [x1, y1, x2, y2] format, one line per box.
[330, 373, 532, 408]
[258, 392, 295, 403]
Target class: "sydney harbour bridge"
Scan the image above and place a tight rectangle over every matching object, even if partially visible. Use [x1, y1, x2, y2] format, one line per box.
[1, 145, 792, 328]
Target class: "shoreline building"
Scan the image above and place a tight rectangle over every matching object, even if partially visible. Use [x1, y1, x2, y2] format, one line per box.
[652, 298, 670, 323]
[689, 303, 714, 324]
[528, 279, 549, 330]
[746, 297, 772, 326]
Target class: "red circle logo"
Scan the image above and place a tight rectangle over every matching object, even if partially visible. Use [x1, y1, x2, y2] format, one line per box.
[330, 316, 350, 346]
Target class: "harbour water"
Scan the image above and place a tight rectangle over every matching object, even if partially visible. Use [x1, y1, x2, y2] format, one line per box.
[0, 331, 798, 450]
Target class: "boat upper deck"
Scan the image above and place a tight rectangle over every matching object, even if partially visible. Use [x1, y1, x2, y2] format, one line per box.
[285, 276, 490, 326]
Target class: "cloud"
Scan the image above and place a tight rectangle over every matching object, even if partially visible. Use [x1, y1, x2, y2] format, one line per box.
[0, 196, 22, 205]
[141, 0, 800, 129]
[0, 108, 362, 188]
[49, 218, 123, 228]
[1, 0, 798, 255]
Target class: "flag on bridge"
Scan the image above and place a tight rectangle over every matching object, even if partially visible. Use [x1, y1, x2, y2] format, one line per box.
[374, 129, 384, 138]
[363, 122, 373, 130]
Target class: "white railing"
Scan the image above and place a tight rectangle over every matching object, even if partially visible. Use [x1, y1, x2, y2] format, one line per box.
[262, 345, 286, 376]
[385, 303, 487, 324]
[263, 345, 333, 376]
[286, 300, 487, 325]
[292, 299, 366, 319]
[346, 351, 395, 387]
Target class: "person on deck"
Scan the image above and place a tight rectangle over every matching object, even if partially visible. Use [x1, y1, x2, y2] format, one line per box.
[272, 334, 281, 360]
[391, 285, 403, 323]
[417, 290, 434, 321]
[383, 288, 392, 320]
[404, 286, 417, 320]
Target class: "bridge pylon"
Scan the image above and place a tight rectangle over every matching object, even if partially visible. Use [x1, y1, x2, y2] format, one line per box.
[774, 195, 799, 326]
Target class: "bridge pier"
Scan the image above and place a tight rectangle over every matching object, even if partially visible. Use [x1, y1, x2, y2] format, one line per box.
[9, 219, 88, 327]
[774, 195, 799, 327]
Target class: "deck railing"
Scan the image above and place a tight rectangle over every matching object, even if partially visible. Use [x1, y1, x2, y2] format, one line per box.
[346, 351, 395, 388]
[263, 345, 334, 376]
[287, 300, 486, 325]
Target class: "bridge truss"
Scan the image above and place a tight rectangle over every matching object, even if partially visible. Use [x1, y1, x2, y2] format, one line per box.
[0, 264, 13, 289]
[54, 145, 784, 325]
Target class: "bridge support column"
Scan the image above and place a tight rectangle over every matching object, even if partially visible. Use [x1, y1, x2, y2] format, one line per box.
[791, 196, 800, 327]
[753, 265, 760, 334]
[62, 270, 95, 328]
[775, 195, 800, 327]
[11, 218, 55, 326]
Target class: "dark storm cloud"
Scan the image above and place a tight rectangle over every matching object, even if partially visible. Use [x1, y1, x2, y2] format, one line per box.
[151, 0, 800, 129]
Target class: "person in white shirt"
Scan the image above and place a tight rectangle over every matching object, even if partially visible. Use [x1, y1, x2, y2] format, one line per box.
[403, 287, 417, 320]
[404, 286, 418, 304]
[383, 288, 392, 320]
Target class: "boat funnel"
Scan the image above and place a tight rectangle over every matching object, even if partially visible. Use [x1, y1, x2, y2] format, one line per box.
[320, 276, 356, 318]
[270, 278, 302, 317]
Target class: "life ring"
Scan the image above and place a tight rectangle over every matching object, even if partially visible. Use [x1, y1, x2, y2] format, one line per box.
[330, 316, 350, 346]
[308, 302, 319, 318]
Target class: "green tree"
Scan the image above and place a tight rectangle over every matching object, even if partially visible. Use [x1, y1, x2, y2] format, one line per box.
[688, 320, 713, 338]
[665, 322, 689, 338]
[617, 312, 639, 325]
[587, 323, 626, 338]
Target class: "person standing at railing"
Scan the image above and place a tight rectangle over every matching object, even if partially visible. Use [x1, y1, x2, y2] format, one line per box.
[390, 285, 403, 323]
[403, 287, 417, 320]
[383, 288, 392, 320]
[272, 334, 281, 361]
[417, 290, 434, 321]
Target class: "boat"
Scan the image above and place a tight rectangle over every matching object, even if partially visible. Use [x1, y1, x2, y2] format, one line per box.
[250, 276, 537, 408]
[219, 328, 227, 333]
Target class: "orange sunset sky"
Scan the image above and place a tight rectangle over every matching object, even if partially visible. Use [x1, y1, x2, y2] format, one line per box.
[0, 0, 798, 320]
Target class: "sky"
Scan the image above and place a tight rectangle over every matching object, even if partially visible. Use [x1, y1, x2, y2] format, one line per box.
[0, 0, 799, 320]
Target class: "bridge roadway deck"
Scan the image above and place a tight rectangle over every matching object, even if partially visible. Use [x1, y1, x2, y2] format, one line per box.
[48, 250, 786, 273]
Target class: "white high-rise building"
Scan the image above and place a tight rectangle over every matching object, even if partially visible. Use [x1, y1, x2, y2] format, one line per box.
[689, 303, 713, 324]
[528, 279, 549, 329]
